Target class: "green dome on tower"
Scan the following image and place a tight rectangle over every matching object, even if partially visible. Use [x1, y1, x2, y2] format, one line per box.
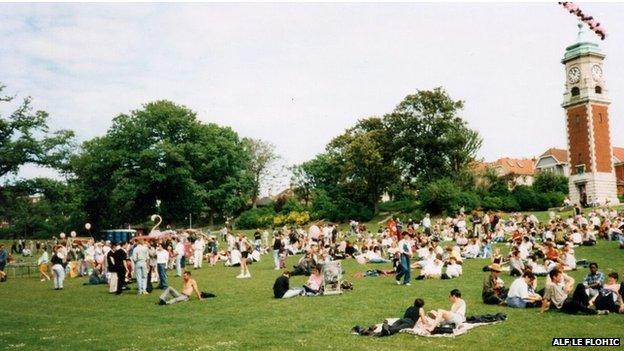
[562, 23, 603, 63]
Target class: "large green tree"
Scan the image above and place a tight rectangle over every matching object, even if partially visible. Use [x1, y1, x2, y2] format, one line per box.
[71, 100, 252, 229]
[384, 87, 482, 186]
[0, 84, 75, 179]
[327, 117, 399, 214]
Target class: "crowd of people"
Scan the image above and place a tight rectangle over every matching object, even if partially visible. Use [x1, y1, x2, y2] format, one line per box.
[1, 204, 623, 333]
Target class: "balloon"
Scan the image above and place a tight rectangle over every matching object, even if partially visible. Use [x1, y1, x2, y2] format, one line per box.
[85, 223, 91, 230]
[60, 232, 66, 239]
[70, 231, 77, 238]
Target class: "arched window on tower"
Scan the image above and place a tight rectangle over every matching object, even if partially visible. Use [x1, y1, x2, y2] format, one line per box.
[595, 86, 602, 94]
[598, 113, 603, 123]
[571, 87, 580, 96]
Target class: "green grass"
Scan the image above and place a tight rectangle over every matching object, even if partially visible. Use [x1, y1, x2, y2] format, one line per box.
[1, 239, 623, 351]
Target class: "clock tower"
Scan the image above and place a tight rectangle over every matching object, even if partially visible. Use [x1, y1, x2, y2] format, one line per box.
[563, 23, 619, 206]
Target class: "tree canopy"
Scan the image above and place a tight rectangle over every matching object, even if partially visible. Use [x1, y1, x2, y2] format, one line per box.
[70, 100, 252, 229]
[0, 84, 75, 179]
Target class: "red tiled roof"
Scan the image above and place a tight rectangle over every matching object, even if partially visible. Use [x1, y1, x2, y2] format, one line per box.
[613, 147, 624, 164]
[492, 158, 536, 176]
[540, 148, 569, 164]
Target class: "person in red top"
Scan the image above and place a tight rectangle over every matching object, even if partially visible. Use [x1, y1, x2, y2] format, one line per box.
[545, 243, 560, 262]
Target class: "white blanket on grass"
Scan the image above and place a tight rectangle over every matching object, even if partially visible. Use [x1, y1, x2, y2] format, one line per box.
[372, 317, 500, 338]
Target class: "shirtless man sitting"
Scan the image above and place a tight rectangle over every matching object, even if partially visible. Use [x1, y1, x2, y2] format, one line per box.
[158, 270, 202, 305]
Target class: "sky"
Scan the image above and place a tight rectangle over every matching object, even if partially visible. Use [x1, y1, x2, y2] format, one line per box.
[2, 2, 624, 195]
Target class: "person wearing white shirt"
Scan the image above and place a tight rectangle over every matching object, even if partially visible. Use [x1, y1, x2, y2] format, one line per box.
[174, 240, 185, 277]
[506, 272, 541, 308]
[156, 244, 170, 289]
[445, 257, 463, 278]
[427, 289, 466, 331]
[395, 234, 413, 286]
[227, 249, 241, 267]
[422, 214, 432, 235]
[192, 237, 205, 269]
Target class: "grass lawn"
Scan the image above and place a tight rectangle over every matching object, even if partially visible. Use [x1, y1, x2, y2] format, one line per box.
[1, 240, 623, 351]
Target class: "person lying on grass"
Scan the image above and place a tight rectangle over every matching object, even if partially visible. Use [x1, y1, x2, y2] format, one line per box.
[158, 270, 202, 305]
[352, 298, 427, 336]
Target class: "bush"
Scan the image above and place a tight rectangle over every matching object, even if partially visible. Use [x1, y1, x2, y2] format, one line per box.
[481, 196, 503, 211]
[236, 207, 276, 229]
[456, 191, 481, 212]
[501, 196, 520, 212]
[273, 211, 311, 227]
[378, 199, 419, 213]
[533, 172, 568, 194]
[512, 186, 539, 210]
[419, 178, 461, 215]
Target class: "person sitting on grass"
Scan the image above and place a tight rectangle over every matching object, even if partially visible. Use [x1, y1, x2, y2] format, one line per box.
[592, 272, 624, 313]
[158, 270, 202, 305]
[426, 289, 466, 332]
[509, 249, 524, 277]
[583, 262, 604, 299]
[541, 269, 608, 315]
[506, 272, 541, 308]
[443, 257, 463, 279]
[303, 266, 323, 295]
[416, 254, 443, 280]
[482, 264, 507, 305]
[273, 271, 304, 299]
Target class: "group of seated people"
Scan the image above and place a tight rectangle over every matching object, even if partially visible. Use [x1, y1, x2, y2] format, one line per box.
[482, 261, 624, 314]
[273, 266, 325, 298]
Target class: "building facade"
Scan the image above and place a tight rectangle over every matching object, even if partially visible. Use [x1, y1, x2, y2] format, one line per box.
[562, 24, 619, 206]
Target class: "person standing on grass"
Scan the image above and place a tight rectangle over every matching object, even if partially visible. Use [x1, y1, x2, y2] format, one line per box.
[50, 245, 66, 290]
[174, 238, 185, 277]
[395, 233, 412, 286]
[112, 243, 127, 295]
[192, 236, 205, 269]
[236, 233, 252, 279]
[131, 239, 149, 295]
[156, 243, 170, 290]
[157, 270, 202, 305]
[37, 248, 51, 282]
[272, 233, 283, 270]
[0, 244, 8, 282]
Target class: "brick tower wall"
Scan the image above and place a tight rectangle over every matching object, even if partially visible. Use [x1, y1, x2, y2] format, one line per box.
[591, 104, 612, 173]
[566, 105, 591, 175]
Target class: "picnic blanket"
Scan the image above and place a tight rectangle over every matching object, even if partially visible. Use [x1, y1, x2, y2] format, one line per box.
[368, 317, 502, 338]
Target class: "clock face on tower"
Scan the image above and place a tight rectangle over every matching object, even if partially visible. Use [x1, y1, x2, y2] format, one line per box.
[591, 65, 603, 81]
[568, 67, 581, 84]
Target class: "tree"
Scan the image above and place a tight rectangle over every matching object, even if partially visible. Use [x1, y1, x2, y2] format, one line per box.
[384, 87, 482, 186]
[0, 178, 85, 238]
[0, 84, 75, 179]
[71, 100, 252, 229]
[327, 117, 399, 214]
[243, 138, 279, 208]
[533, 171, 569, 194]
